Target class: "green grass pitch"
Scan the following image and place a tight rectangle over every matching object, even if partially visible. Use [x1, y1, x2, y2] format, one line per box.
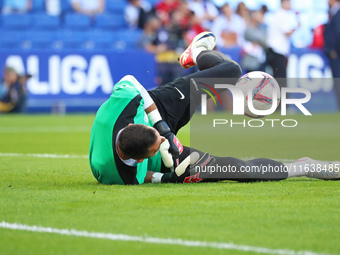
[0, 113, 339, 255]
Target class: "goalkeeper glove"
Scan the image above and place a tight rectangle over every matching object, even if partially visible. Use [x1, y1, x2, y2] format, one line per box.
[154, 120, 183, 169]
[159, 140, 173, 168]
[152, 152, 216, 184]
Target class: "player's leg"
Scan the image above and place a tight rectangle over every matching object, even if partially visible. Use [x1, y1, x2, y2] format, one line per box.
[148, 32, 241, 134]
[180, 50, 242, 104]
[171, 50, 242, 133]
[208, 156, 340, 181]
[173, 148, 340, 182]
[149, 50, 241, 134]
[163, 147, 287, 181]
[284, 157, 340, 180]
[185, 147, 288, 182]
[209, 156, 288, 182]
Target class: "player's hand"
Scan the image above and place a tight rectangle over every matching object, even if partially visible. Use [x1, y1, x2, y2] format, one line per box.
[154, 120, 183, 169]
[161, 152, 199, 183]
[159, 140, 173, 168]
[160, 152, 216, 183]
[167, 132, 183, 169]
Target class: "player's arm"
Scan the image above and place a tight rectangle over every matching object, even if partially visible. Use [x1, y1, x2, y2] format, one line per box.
[122, 75, 183, 168]
[144, 152, 212, 184]
[144, 171, 155, 183]
[144, 168, 189, 183]
[144, 154, 193, 183]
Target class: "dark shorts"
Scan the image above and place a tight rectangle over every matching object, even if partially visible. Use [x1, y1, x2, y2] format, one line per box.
[148, 51, 241, 134]
[148, 77, 192, 135]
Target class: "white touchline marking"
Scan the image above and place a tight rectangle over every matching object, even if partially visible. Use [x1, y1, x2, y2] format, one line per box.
[0, 153, 88, 159]
[0, 222, 330, 255]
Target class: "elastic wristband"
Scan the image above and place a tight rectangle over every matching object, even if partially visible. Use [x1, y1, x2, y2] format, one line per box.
[153, 120, 171, 135]
[160, 172, 172, 183]
[148, 110, 162, 125]
[151, 172, 164, 184]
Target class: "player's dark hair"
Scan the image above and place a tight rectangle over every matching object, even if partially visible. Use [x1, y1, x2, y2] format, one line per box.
[117, 124, 158, 159]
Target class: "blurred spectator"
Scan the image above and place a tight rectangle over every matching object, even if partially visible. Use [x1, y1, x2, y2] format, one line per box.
[211, 3, 246, 48]
[71, 0, 105, 16]
[236, 2, 250, 24]
[266, 0, 299, 80]
[310, 24, 325, 49]
[290, 14, 313, 48]
[125, 0, 153, 29]
[241, 10, 267, 73]
[45, 0, 61, 16]
[138, 17, 164, 53]
[0, 67, 29, 113]
[261, 5, 268, 15]
[324, 0, 340, 109]
[2, 0, 32, 14]
[138, 13, 186, 85]
[156, 0, 180, 25]
[184, 10, 205, 44]
[187, 0, 219, 30]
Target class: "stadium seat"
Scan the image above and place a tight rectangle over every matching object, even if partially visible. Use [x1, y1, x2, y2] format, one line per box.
[95, 14, 125, 29]
[2, 14, 32, 30]
[64, 13, 91, 29]
[83, 30, 115, 49]
[24, 31, 55, 49]
[33, 14, 61, 30]
[114, 29, 142, 49]
[0, 31, 22, 49]
[106, 1, 126, 13]
[60, 0, 72, 13]
[55, 30, 85, 49]
[32, 0, 45, 12]
[146, 0, 159, 6]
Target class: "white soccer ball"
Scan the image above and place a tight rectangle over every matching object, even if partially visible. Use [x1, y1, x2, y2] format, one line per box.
[235, 71, 280, 118]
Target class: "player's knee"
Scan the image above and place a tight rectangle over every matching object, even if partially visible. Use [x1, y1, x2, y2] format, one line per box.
[217, 60, 242, 79]
[228, 61, 242, 79]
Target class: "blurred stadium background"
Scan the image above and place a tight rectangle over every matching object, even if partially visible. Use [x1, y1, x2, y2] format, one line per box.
[0, 0, 337, 114]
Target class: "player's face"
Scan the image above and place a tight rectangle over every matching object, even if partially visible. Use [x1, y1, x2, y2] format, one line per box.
[146, 128, 166, 158]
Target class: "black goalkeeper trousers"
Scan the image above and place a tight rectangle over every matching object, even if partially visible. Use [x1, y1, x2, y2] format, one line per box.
[149, 50, 241, 134]
[149, 50, 288, 181]
[180, 146, 288, 182]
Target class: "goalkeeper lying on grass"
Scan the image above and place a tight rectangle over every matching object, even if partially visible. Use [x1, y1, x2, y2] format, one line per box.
[89, 32, 340, 185]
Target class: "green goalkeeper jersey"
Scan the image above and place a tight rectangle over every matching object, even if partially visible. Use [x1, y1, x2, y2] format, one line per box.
[89, 79, 162, 185]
